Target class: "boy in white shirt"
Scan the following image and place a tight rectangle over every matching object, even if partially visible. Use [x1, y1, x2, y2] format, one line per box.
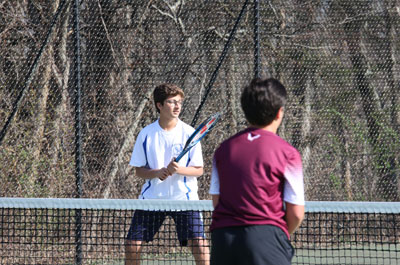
[125, 84, 209, 265]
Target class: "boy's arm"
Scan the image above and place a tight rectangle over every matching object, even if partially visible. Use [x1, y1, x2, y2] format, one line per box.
[167, 160, 203, 177]
[135, 167, 170, 180]
[209, 156, 220, 208]
[177, 166, 203, 176]
[283, 149, 305, 235]
[211, 195, 219, 208]
[284, 202, 305, 235]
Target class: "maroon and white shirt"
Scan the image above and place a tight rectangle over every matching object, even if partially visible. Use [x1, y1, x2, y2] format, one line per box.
[209, 127, 305, 238]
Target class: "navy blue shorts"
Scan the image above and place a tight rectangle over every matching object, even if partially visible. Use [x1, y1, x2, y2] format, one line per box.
[126, 210, 205, 246]
[211, 225, 294, 265]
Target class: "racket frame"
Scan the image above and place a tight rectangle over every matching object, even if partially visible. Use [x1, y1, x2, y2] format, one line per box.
[174, 112, 220, 162]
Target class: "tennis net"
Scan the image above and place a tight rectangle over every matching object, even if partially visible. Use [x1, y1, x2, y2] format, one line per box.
[0, 198, 399, 264]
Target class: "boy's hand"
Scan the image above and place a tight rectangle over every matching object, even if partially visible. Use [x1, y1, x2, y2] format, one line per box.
[167, 159, 179, 175]
[158, 167, 170, 181]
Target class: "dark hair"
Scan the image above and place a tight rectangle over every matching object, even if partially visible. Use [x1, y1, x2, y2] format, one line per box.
[153, 84, 184, 113]
[240, 78, 287, 126]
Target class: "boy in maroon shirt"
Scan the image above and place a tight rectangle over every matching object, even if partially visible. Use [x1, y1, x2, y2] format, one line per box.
[209, 78, 305, 265]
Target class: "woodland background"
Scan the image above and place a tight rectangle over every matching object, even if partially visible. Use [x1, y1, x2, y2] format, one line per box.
[1, 0, 400, 201]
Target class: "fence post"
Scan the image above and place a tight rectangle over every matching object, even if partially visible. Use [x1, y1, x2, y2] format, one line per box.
[73, 0, 83, 264]
[253, 0, 260, 79]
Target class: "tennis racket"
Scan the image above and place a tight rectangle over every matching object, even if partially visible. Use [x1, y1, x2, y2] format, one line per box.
[175, 112, 221, 162]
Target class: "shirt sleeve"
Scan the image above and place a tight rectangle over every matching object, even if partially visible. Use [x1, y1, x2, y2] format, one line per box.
[283, 149, 305, 205]
[129, 130, 148, 168]
[209, 156, 220, 195]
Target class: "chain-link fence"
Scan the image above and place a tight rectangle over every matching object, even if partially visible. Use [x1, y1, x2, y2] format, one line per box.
[1, 0, 399, 201]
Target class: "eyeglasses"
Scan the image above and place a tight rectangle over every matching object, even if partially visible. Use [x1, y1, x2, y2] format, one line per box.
[165, 99, 183, 106]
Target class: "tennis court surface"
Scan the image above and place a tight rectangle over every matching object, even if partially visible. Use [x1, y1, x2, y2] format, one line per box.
[1, 198, 399, 264]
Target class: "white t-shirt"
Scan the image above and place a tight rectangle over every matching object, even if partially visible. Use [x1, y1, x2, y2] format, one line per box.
[130, 119, 203, 200]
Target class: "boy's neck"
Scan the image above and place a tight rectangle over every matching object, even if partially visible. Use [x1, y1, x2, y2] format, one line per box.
[252, 107, 283, 134]
[158, 117, 178, 131]
[251, 123, 278, 134]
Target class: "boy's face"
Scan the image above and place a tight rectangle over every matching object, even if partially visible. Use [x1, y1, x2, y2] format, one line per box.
[157, 95, 183, 119]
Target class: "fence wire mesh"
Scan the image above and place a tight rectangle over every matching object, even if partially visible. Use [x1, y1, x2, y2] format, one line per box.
[0, 0, 400, 201]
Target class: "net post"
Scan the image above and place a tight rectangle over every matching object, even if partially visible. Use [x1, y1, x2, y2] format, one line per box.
[73, 0, 83, 264]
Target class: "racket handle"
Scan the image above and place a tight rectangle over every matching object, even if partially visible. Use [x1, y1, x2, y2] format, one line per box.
[175, 148, 189, 162]
[174, 155, 182, 162]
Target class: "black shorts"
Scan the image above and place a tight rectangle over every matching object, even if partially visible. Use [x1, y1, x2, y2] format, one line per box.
[211, 225, 294, 265]
[126, 210, 205, 246]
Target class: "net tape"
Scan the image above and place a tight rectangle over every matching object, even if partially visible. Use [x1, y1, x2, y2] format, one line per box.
[1, 198, 400, 213]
